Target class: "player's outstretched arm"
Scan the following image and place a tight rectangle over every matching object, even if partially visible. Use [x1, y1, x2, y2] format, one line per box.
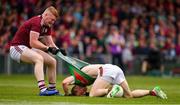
[62, 76, 75, 96]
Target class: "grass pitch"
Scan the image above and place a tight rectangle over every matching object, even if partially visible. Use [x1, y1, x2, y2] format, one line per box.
[0, 74, 180, 105]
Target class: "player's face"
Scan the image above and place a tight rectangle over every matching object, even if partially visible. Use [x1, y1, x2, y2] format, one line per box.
[72, 85, 87, 96]
[44, 12, 56, 27]
[76, 86, 87, 96]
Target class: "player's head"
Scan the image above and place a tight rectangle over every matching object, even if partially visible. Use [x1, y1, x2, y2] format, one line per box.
[42, 6, 59, 27]
[71, 85, 87, 96]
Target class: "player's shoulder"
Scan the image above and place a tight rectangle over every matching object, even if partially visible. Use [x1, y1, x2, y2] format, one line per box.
[27, 15, 41, 24]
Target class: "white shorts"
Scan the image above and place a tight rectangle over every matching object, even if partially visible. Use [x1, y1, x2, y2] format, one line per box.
[10, 45, 28, 63]
[98, 64, 125, 85]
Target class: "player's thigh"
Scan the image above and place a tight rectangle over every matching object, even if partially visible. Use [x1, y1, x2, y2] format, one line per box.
[21, 48, 43, 64]
[120, 80, 132, 98]
[34, 49, 56, 66]
[90, 77, 110, 93]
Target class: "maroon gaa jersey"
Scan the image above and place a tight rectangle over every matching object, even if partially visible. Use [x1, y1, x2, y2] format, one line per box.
[11, 15, 51, 48]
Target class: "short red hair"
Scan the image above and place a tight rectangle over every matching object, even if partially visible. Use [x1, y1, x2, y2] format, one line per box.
[44, 6, 59, 18]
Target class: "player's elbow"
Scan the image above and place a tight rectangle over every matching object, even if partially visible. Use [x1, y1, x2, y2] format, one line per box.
[62, 80, 69, 87]
[29, 40, 36, 48]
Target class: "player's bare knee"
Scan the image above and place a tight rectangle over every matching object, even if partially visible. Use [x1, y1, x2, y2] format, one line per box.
[124, 93, 133, 98]
[89, 91, 96, 97]
[35, 55, 44, 63]
[51, 57, 56, 65]
[49, 57, 56, 67]
[89, 93, 95, 97]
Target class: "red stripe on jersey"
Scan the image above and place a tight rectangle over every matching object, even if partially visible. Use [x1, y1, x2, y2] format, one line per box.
[74, 70, 89, 85]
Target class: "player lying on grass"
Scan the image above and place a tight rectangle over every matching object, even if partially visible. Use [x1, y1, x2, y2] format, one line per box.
[62, 64, 167, 99]
[9, 6, 66, 96]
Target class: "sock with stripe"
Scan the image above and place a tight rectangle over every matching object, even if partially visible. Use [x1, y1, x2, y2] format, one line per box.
[150, 90, 156, 96]
[38, 80, 47, 92]
[48, 83, 56, 90]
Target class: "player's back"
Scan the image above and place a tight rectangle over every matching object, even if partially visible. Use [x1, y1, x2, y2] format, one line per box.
[81, 64, 104, 78]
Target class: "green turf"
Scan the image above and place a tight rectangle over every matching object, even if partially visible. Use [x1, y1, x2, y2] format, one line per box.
[0, 74, 180, 105]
